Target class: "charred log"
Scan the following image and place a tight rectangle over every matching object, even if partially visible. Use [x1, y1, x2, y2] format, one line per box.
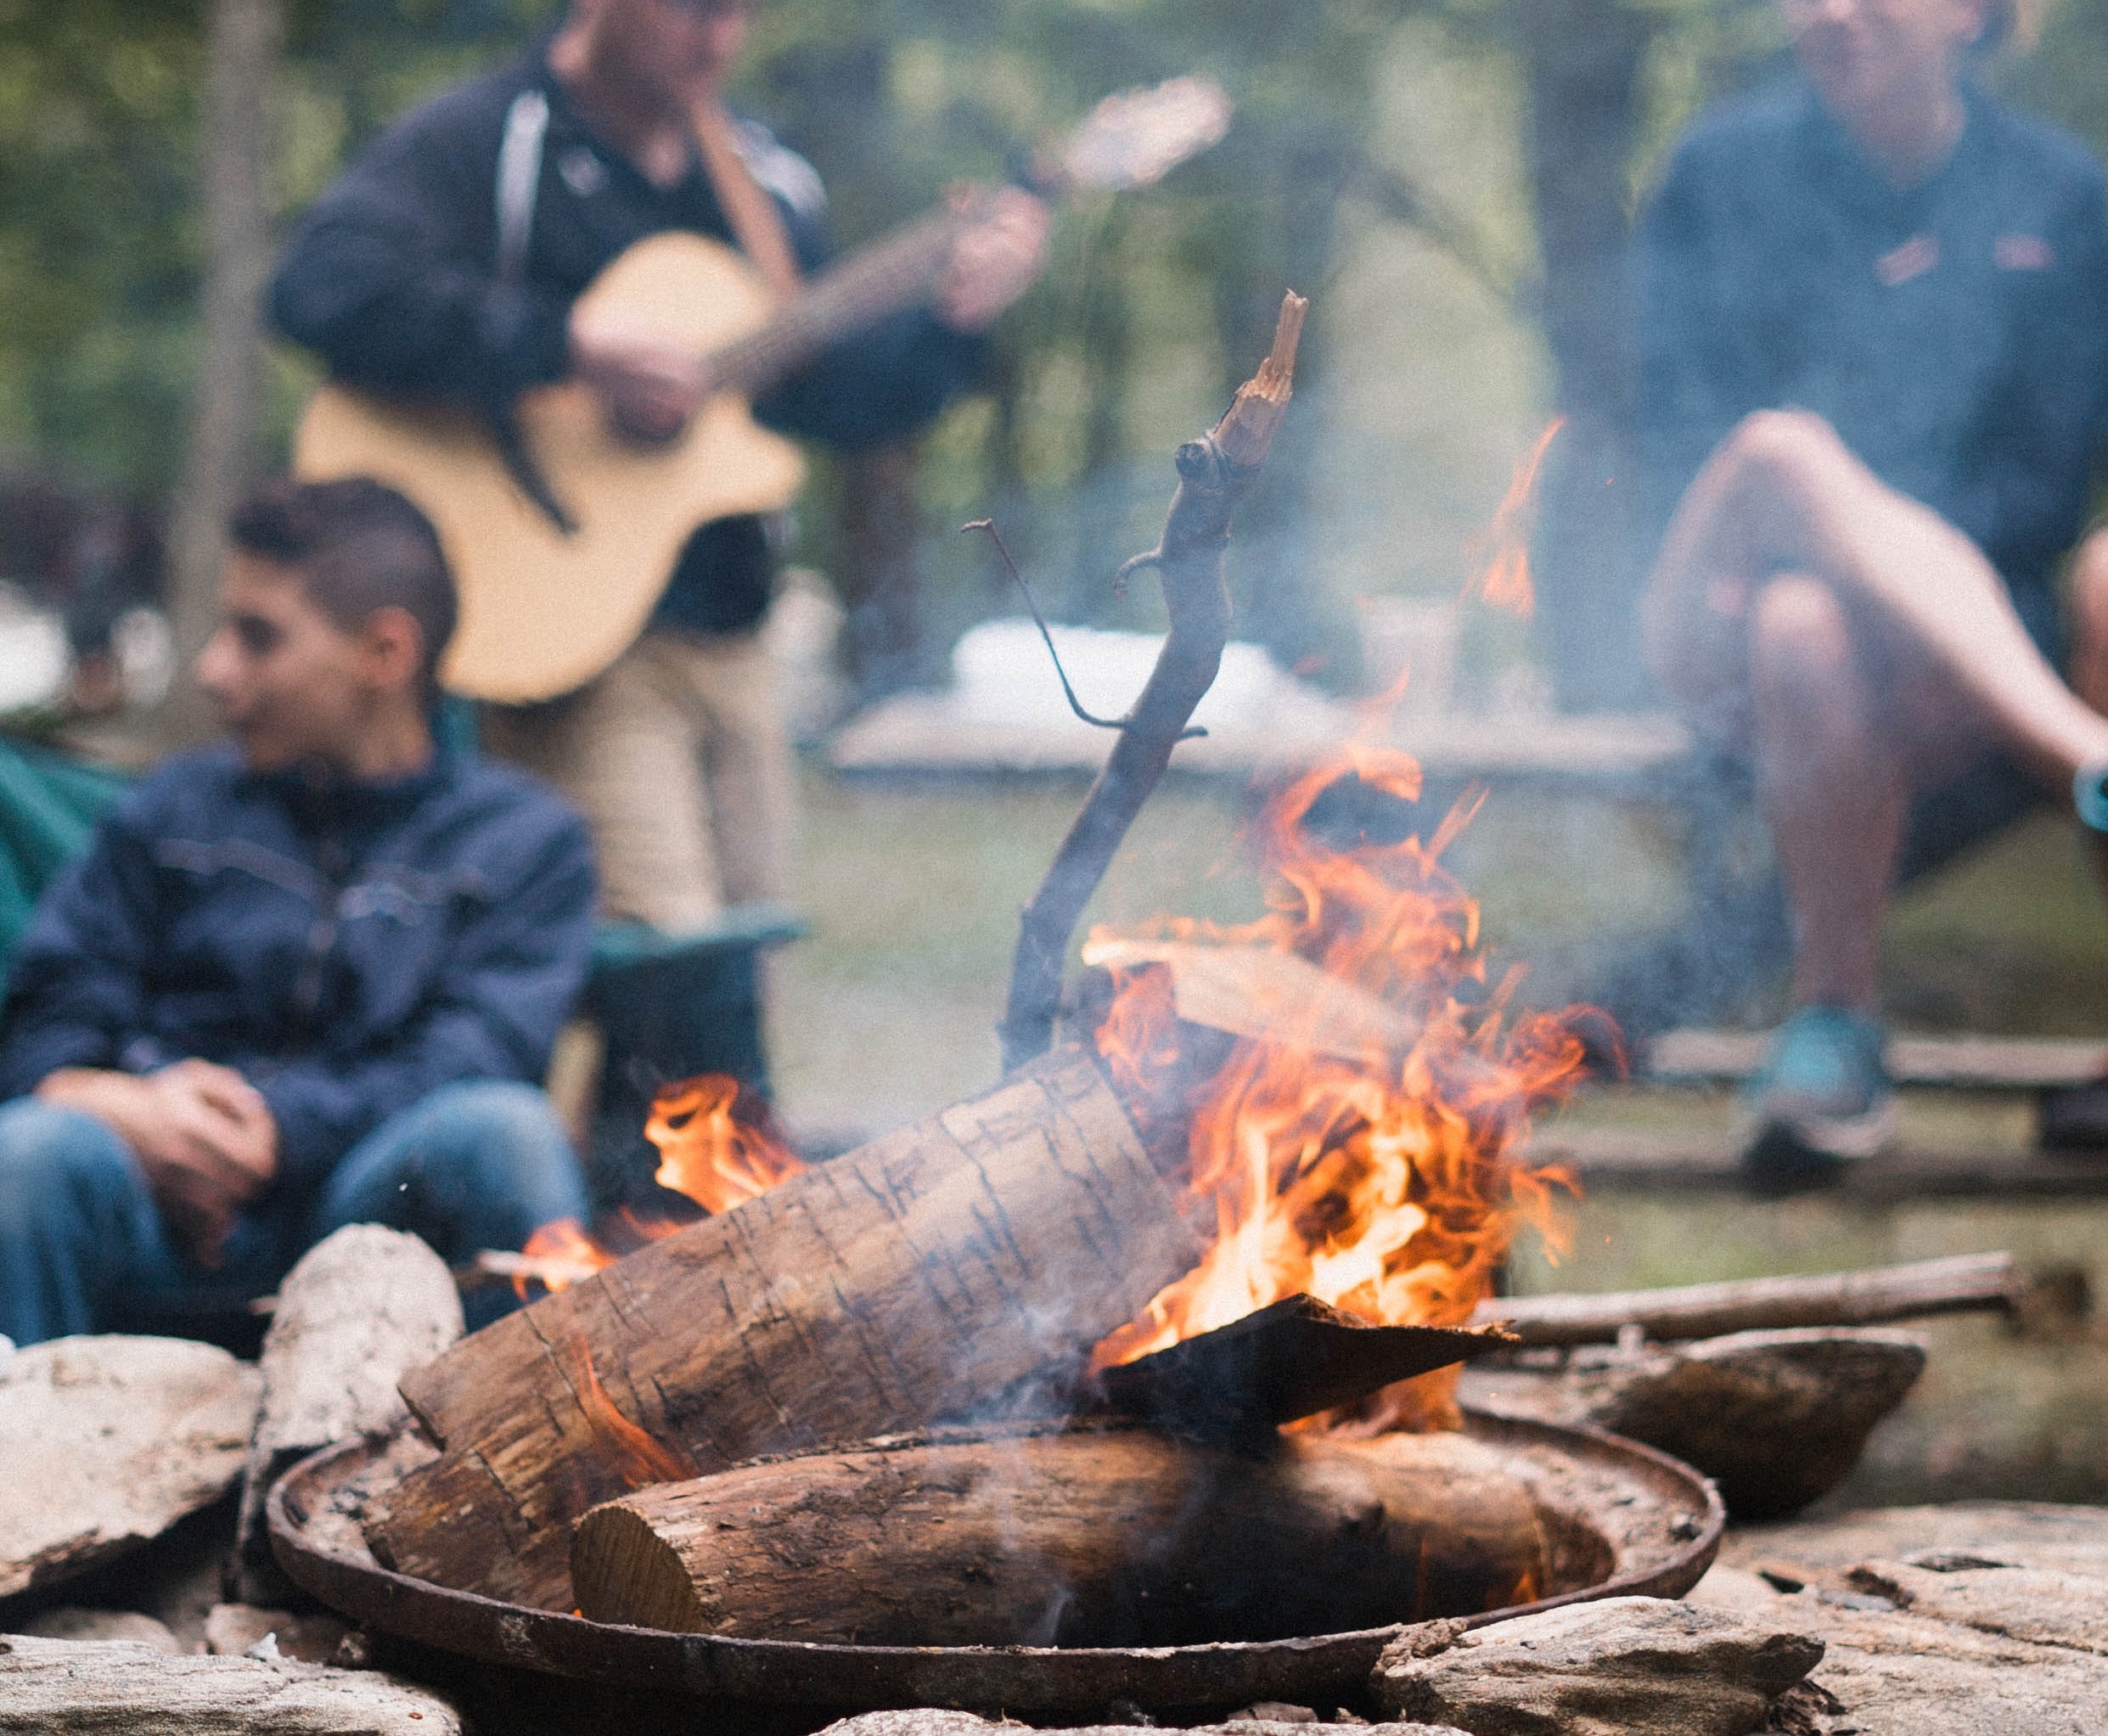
[1098, 1295, 1513, 1438]
[570, 1425, 1548, 1645]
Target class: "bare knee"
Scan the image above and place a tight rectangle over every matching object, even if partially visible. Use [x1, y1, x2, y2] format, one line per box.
[1748, 572, 1857, 697]
[1718, 408, 1846, 492]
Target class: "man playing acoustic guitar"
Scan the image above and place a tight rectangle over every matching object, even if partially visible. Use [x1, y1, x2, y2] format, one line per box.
[271, 0, 1048, 933]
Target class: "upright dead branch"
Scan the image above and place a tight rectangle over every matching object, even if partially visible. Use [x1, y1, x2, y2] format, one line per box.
[998, 293, 1307, 1075]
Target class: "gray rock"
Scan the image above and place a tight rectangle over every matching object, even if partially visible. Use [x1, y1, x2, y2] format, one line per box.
[1369, 1596, 1824, 1736]
[204, 1603, 353, 1666]
[0, 1632, 463, 1733]
[1842, 1558, 2108, 1658]
[232, 1224, 462, 1602]
[10, 1609, 180, 1653]
[1461, 1329, 1925, 1520]
[813, 1715, 1466, 1736]
[1705, 1506, 2108, 1734]
[0, 1335, 260, 1598]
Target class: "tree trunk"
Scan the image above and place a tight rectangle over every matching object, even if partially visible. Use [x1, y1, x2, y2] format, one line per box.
[837, 441, 925, 699]
[571, 1427, 1549, 1645]
[160, 0, 280, 746]
[366, 1048, 1202, 1610]
[1518, 0, 1656, 713]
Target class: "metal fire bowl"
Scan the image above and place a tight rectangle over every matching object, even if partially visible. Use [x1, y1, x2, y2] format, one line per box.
[270, 1411, 1723, 1718]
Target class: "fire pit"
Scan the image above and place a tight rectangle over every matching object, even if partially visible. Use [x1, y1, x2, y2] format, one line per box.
[269, 1409, 1720, 1719]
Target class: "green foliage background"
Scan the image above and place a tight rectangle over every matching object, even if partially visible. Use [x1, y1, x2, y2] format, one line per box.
[3, 0, 2104, 666]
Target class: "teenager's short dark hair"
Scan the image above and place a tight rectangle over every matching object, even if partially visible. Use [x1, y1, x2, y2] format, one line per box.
[228, 479, 456, 697]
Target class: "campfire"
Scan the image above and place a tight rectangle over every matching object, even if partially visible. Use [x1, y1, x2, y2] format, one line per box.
[258, 303, 1723, 1716]
[508, 729, 1588, 1449]
[1082, 739, 1586, 1434]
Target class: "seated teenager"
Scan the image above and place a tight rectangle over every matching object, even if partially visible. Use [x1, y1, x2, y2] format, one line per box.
[0, 478, 595, 1346]
[1630, 0, 2108, 1177]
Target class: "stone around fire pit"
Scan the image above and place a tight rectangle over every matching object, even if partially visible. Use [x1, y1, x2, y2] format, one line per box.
[0, 1632, 463, 1733]
[1691, 1501, 2108, 1733]
[1459, 1328, 1926, 1520]
[1369, 1597, 1824, 1736]
[813, 1716, 1470, 1736]
[0, 1335, 260, 1597]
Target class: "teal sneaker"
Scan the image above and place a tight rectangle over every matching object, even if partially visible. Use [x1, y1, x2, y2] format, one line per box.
[1742, 1006, 1897, 1185]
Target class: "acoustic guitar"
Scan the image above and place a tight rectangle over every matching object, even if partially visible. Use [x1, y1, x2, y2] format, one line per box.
[293, 78, 1232, 704]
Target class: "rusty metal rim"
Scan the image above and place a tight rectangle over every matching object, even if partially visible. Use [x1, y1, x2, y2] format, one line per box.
[269, 1410, 1723, 1714]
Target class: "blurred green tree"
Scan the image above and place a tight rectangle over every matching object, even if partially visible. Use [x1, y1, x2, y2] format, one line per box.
[4, 0, 2107, 700]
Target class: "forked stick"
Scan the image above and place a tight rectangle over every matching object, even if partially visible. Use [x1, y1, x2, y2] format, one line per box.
[998, 293, 1307, 1073]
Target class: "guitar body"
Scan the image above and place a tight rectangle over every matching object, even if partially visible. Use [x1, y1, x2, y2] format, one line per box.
[294, 232, 808, 704]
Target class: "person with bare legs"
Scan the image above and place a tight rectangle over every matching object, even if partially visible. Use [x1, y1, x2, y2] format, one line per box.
[1644, 413, 2108, 1166]
[1630, 0, 2108, 1176]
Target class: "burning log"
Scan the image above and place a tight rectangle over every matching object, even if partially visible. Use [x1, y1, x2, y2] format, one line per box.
[366, 1049, 1203, 1608]
[570, 1425, 1549, 1645]
[1473, 1252, 2022, 1347]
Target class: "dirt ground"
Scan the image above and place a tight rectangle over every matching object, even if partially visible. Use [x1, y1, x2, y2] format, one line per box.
[771, 767, 2108, 1508]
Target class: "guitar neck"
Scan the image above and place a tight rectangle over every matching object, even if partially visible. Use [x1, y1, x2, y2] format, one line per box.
[709, 207, 965, 399]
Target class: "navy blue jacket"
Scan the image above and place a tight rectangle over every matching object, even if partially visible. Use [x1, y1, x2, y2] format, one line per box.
[1633, 77, 2108, 643]
[0, 746, 595, 1200]
[270, 48, 983, 637]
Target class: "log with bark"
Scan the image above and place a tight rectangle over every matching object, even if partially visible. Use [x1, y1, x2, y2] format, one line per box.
[368, 1050, 1203, 1608]
[571, 1425, 1549, 1646]
[1470, 1252, 2021, 1348]
[367, 312, 1313, 1613]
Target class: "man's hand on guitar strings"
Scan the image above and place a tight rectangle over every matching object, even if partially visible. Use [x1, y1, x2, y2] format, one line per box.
[568, 314, 713, 447]
[936, 186, 1052, 333]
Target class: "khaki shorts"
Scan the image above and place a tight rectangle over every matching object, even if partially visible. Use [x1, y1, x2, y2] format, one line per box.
[482, 628, 795, 930]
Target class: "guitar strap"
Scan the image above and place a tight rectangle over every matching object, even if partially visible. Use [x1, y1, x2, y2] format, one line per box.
[479, 85, 803, 529]
[495, 89, 550, 288]
[689, 103, 804, 301]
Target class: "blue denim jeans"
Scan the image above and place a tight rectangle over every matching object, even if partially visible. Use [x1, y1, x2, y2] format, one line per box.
[0, 1079, 588, 1346]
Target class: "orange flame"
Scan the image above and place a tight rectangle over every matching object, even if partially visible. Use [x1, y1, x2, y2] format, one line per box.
[559, 1327, 694, 1488]
[514, 1218, 614, 1301]
[644, 1076, 807, 1215]
[514, 1075, 806, 1299]
[1461, 418, 1564, 621]
[1088, 738, 1589, 1433]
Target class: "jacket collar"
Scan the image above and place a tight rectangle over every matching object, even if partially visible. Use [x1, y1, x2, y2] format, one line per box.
[234, 744, 453, 834]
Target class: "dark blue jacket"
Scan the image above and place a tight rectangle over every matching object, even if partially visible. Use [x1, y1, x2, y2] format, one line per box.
[1633, 77, 2108, 645]
[0, 745, 595, 1200]
[270, 47, 983, 637]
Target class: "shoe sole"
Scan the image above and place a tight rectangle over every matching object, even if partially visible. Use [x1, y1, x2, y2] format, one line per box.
[1738, 1099, 1898, 1196]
